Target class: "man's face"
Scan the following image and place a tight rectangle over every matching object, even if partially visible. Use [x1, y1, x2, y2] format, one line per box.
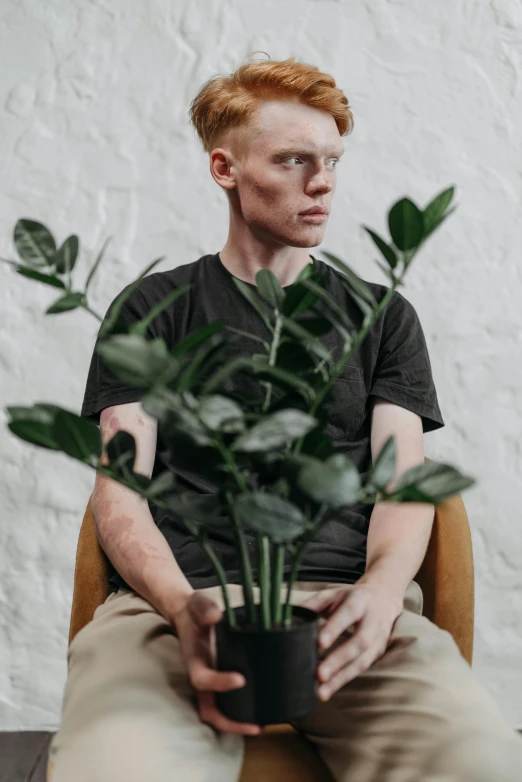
[217, 100, 344, 248]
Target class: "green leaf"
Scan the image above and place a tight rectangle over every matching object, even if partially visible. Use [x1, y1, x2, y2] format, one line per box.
[320, 250, 377, 305]
[13, 219, 57, 267]
[129, 284, 192, 337]
[54, 235, 79, 274]
[422, 186, 455, 238]
[363, 227, 398, 269]
[142, 387, 211, 445]
[7, 420, 60, 449]
[256, 268, 286, 309]
[253, 363, 317, 404]
[162, 492, 225, 526]
[388, 198, 424, 251]
[339, 281, 373, 318]
[200, 355, 254, 395]
[172, 321, 227, 358]
[15, 265, 66, 289]
[282, 279, 320, 317]
[96, 334, 171, 388]
[231, 277, 273, 330]
[368, 435, 396, 491]
[198, 394, 245, 433]
[422, 205, 457, 242]
[176, 338, 227, 393]
[141, 387, 183, 420]
[224, 325, 269, 350]
[85, 235, 111, 293]
[298, 453, 360, 508]
[98, 256, 166, 339]
[294, 313, 334, 337]
[232, 409, 318, 452]
[6, 402, 69, 450]
[275, 342, 317, 374]
[52, 410, 101, 464]
[280, 315, 331, 361]
[300, 278, 353, 329]
[106, 430, 136, 469]
[234, 492, 307, 543]
[6, 404, 63, 450]
[6, 403, 62, 423]
[388, 461, 475, 504]
[146, 470, 177, 498]
[46, 291, 86, 314]
[295, 427, 334, 460]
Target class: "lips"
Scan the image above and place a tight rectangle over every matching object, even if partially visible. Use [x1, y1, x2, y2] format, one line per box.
[299, 207, 328, 215]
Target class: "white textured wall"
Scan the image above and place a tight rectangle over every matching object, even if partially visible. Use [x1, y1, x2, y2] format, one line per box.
[1, 0, 521, 730]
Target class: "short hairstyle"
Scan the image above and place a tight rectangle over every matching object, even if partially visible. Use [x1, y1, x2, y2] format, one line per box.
[188, 52, 354, 162]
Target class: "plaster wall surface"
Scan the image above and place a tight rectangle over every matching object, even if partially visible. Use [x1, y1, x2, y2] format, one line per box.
[0, 0, 521, 729]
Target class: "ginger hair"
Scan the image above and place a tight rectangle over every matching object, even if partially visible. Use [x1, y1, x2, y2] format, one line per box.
[188, 52, 354, 163]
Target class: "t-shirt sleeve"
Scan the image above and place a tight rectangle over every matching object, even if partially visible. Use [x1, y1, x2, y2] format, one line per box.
[80, 283, 160, 425]
[369, 290, 445, 433]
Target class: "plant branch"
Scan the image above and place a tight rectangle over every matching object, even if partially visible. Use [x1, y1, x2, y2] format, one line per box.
[257, 533, 271, 629]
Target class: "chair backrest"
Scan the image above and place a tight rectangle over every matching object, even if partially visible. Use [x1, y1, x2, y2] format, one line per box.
[69, 473, 474, 664]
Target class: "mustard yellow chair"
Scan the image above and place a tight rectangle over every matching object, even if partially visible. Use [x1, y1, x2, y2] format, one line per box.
[48, 469, 474, 782]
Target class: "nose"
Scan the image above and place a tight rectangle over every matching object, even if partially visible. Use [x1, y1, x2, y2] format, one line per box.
[305, 165, 334, 197]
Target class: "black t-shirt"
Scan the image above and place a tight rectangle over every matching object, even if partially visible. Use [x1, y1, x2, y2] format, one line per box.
[81, 252, 445, 591]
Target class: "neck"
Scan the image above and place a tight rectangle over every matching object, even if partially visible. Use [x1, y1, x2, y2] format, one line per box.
[218, 242, 315, 287]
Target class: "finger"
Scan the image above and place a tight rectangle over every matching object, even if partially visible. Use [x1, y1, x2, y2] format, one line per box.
[318, 590, 369, 649]
[302, 586, 351, 614]
[318, 615, 379, 683]
[318, 647, 377, 701]
[198, 691, 261, 735]
[189, 657, 246, 692]
[188, 593, 223, 627]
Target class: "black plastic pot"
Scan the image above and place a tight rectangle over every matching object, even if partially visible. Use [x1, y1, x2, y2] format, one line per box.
[215, 604, 319, 726]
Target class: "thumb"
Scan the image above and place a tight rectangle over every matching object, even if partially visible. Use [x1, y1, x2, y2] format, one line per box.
[188, 592, 223, 627]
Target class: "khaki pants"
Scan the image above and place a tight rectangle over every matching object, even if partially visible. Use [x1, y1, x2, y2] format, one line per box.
[48, 581, 522, 781]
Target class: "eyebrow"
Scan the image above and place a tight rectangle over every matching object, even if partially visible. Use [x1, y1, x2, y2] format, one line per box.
[273, 146, 345, 159]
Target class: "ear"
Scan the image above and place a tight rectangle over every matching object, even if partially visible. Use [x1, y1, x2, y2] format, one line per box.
[209, 148, 237, 191]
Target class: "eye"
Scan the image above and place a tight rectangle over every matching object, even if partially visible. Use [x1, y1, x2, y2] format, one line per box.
[287, 157, 302, 165]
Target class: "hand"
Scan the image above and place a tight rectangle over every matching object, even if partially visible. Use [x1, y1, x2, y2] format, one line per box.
[173, 592, 261, 736]
[303, 582, 403, 701]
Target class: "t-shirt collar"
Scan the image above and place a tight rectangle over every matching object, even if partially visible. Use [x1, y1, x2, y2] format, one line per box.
[209, 252, 317, 291]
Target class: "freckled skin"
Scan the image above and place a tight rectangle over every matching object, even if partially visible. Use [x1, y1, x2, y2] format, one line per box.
[94, 407, 169, 587]
[210, 100, 345, 285]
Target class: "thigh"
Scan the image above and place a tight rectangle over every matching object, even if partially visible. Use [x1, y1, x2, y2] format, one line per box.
[290, 581, 521, 782]
[48, 588, 244, 782]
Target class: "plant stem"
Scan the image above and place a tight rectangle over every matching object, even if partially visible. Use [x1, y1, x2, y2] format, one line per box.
[82, 302, 103, 322]
[200, 535, 236, 627]
[271, 543, 286, 625]
[227, 491, 257, 626]
[257, 534, 271, 629]
[262, 312, 283, 413]
[283, 504, 329, 625]
[282, 545, 305, 626]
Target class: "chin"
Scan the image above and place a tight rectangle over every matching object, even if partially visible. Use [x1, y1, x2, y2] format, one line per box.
[290, 230, 326, 248]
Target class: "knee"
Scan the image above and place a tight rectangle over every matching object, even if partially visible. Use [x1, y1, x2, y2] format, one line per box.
[49, 714, 169, 782]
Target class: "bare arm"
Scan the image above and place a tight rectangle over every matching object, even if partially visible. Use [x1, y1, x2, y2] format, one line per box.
[92, 401, 194, 622]
[304, 398, 436, 699]
[357, 397, 435, 602]
[92, 402, 260, 735]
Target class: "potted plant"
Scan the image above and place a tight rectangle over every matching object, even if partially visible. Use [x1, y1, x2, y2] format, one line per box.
[2, 186, 474, 726]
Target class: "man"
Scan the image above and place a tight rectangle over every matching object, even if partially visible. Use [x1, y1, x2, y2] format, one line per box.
[48, 55, 521, 781]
